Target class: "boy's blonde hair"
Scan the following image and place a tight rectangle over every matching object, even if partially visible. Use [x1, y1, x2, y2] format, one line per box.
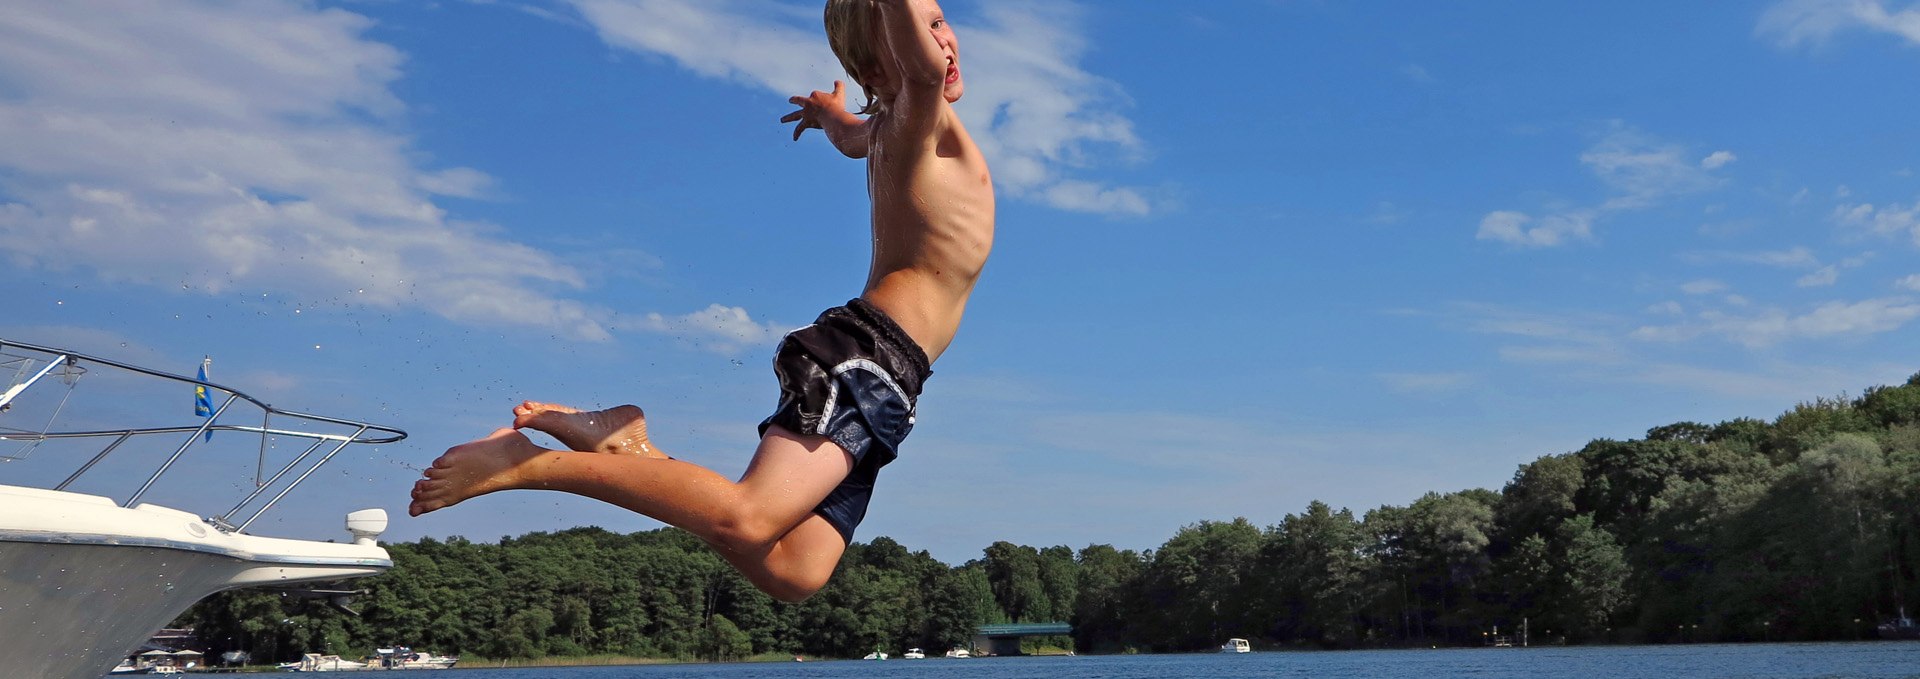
[824, 0, 884, 115]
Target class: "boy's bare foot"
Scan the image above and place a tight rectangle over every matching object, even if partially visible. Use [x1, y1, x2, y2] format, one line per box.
[408, 428, 545, 516]
[512, 401, 666, 458]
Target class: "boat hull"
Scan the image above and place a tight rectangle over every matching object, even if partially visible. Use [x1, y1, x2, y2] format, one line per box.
[0, 486, 389, 679]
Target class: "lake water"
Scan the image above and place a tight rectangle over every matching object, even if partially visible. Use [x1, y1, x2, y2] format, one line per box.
[404, 642, 1920, 679]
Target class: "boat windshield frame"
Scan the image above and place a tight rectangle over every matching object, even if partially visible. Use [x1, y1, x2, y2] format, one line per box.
[0, 339, 407, 533]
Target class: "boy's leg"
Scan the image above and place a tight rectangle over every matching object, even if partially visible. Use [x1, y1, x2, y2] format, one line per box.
[408, 421, 854, 602]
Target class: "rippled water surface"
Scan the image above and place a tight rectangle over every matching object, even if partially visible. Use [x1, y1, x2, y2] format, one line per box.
[368, 642, 1920, 679]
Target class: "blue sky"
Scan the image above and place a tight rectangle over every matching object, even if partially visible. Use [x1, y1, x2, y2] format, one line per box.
[2, 0, 1918, 565]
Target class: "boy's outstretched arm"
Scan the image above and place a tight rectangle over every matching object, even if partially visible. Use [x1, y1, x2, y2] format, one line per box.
[783, 80, 870, 159]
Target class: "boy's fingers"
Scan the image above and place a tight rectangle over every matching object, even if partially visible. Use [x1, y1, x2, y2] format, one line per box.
[781, 110, 803, 123]
[832, 80, 844, 95]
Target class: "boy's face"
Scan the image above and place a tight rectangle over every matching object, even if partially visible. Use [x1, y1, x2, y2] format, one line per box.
[930, 4, 963, 103]
[868, 0, 963, 103]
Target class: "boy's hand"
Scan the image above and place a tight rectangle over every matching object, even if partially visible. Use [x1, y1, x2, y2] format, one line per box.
[783, 80, 849, 141]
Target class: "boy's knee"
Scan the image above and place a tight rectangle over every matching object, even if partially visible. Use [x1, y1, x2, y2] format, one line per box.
[709, 509, 783, 554]
[765, 577, 825, 604]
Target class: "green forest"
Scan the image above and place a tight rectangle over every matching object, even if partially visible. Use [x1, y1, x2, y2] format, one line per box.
[179, 373, 1920, 662]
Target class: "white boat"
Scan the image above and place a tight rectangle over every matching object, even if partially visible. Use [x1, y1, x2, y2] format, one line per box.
[372, 646, 459, 669]
[284, 653, 371, 672]
[902, 647, 926, 659]
[862, 651, 888, 660]
[0, 340, 405, 679]
[945, 647, 972, 658]
[1220, 637, 1250, 653]
[108, 658, 182, 674]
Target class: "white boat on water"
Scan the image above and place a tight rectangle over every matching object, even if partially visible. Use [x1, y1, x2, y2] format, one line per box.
[902, 647, 926, 659]
[863, 651, 888, 660]
[1220, 638, 1250, 653]
[0, 340, 406, 679]
[372, 646, 459, 669]
[945, 647, 972, 658]
[281, 653, 371, 672]
[108, 659, 183, 674]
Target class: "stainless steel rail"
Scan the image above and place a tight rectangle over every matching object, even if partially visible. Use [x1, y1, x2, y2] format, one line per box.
[0, 338, 407, 532]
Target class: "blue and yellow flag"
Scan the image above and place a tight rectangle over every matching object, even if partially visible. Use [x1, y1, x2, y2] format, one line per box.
[194, 357, 213, 441]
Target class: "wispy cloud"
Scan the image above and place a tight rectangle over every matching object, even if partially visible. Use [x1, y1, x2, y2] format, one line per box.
[564, 0, 1153, 216]
[1758, 0, 1920, 47]
[1377, 371, 1474, 393]
[1633, 297, 1920, 347]
[1430, 302, 1629, 365]
[1476, 210, 1593, 248]
[1685, 246, 1821, 268]
[1624, 360, 1908, 402]
[1834, 199, 1920, 244]
[1681, 279, 1730, 295]
[619, 303, 793, 356]
[1477, 123, 1731, 248]
[1581, 127, 1729, 211]
[0, 1, 616, 341]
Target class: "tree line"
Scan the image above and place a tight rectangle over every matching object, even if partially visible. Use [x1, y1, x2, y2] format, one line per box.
[178, 373, 1920, 660]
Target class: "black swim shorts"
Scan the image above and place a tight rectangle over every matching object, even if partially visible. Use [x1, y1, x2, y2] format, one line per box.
[758, 297, 931, 543]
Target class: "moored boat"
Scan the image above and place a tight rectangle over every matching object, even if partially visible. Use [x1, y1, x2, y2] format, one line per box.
[0, 339, 405, 679]
[1878, 608, 1920, 640]
[372, 646, 459, 669]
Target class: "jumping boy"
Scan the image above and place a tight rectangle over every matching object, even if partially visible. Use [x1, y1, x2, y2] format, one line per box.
[407, 0, 993, 603]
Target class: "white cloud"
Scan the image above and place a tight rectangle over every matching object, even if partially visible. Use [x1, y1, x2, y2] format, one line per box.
[626, 303, 792, 355]
[1625, 361, 1907, 402]
[1634, 297, 1920, 347]
[1681, 279, 1730, 295]
[1900, 274, 1920, 291]
[1478, 124, 1726, 248]
[1581, 126, 1726, 210]
[1400, 63, 1436, 84]
[0, 1, 614, 340]
[1437, 302, 1627, 365]
[1798, 265, 1840, 287]
[1497, 345, 1625, 364]
[1043, 180, 1150, 217]
[1687, 246, 1820, 268]
[1377, 372, 1473, 392]
[1647, 301, 1686, 315]
[1475, 210, 1594, 248]
[1834, 200, 1920, 244]
[1758, 0, 1920, 47]
[565, 0, 1153, 217]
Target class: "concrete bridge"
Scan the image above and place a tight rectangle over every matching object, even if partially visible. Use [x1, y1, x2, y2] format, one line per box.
[972, 622, 1072, 656]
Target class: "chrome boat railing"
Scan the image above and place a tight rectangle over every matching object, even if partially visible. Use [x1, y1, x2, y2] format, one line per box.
[0, 338, 406, 533]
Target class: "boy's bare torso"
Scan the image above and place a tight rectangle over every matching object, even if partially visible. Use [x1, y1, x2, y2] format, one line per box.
[861, 103, 994, 364]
